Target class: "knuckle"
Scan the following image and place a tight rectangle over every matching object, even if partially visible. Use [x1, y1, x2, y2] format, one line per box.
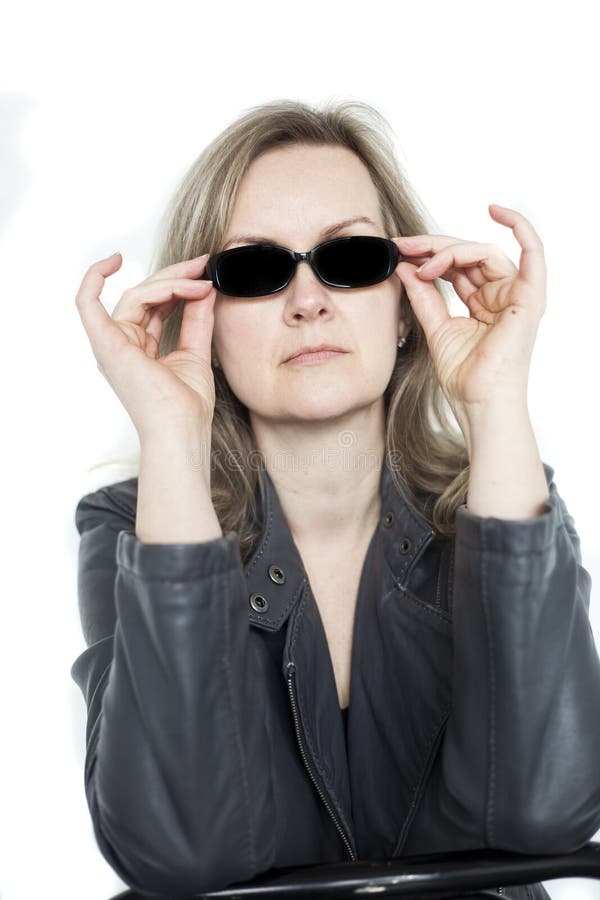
[85, 261, 102, 277]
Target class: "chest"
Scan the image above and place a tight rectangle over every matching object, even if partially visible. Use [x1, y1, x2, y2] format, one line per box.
[299, 545, 370, 709]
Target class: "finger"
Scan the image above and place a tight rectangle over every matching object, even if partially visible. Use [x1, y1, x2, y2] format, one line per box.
[392, 236, 498, 286]
[419, 267, 496, 325]
[145, 303, 174, 346]
[415, 241, 517, 281]
[397, 252, 503, 312]
[488, 204, 546, 286]
[443, 270, 482, 303]
[146, 294, 182, 326]
[392, 234, 466, 255]
[178, 286, 217, 356]
[422, 260, 488, 291]
[391, 253, 432, 267]
[138, 287, 199, 334]
[111, 278, 213, 323]
[454, 278, 497, 324]
[395, 261, 451, 344]
[75, 253, 129, 360]
[145, 253, 211, 284]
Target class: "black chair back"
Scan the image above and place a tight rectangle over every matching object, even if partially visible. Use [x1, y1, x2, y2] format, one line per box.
[109, 841, 600, 898]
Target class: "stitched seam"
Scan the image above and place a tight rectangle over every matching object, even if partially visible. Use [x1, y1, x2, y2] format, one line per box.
[288, 588, 354, 840]
[293, 596, 329, 777]
[222, 576, 255, 874]
[393, 703, 452, 855]
[244, 484, 304, 628]
[249, 577, 305, 629]
[458, 543, 555, 557]
[397, 529, 436, 581]
[289, 583, 307, 659]
[390, 476, 436, 538]
[97, 522, 134, 537]
[482, 523, 497, 845]
[245, 501, 273, 577]
[456, 513, 565, 559]
[397, 585, 452, 624]
[116, 538, 240, 581]
[116, 565, 238, 582]
[434, 551, 443, 609]
[448, 541, 455, 617]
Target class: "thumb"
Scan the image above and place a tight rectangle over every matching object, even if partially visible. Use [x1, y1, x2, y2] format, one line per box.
[178, 287, 216, 358]
[395, 261, 450, 345]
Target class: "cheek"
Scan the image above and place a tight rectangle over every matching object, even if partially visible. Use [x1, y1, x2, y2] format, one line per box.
[213, 305, 256, 355]
[360, 287, 401, 339]
[214, 308, 281, 387]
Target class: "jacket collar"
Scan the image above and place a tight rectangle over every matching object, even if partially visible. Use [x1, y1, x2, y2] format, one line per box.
[243, 456, 436, 631]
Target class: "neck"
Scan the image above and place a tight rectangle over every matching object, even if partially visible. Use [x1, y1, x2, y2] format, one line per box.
[251, 402, 386, 549]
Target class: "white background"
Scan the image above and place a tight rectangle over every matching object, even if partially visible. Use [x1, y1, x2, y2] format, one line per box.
[1, 1, 599, 898]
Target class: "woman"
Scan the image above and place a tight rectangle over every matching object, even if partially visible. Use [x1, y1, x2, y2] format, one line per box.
[72, 99, 600, 899]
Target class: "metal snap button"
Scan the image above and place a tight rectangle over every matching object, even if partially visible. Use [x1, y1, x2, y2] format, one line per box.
[383, 511, 394, 528]
[399, 537, 412, 554]
[249, 593, 269, 613]
[268, 564, 286, 584]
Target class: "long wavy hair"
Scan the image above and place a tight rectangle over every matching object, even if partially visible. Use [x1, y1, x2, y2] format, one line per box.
[92, 98, 469, 562]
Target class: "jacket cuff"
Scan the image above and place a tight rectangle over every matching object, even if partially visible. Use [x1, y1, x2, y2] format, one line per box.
[454, 488, 559, 556]
[115, 529, 242, 580]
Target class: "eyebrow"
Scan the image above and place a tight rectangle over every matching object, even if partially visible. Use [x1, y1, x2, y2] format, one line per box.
[221, 215, 380, 251]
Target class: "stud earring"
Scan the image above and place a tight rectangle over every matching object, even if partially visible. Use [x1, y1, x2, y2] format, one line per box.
[397, 335, 407, 349]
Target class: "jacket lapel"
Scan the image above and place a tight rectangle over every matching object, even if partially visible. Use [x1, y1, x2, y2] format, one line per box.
[243, 458, 454, 860]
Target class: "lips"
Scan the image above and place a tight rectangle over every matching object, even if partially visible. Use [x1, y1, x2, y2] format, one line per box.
[284, 344, 346, 362]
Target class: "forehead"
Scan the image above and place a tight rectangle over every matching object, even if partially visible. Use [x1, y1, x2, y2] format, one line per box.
[225, 144, 383, 240]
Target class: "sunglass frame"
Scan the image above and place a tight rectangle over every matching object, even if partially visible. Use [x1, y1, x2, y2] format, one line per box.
[204, 235, 402, 297]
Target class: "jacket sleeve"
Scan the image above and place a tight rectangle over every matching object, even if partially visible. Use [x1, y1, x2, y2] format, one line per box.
[70, 479, 277, 898]
[439, 461, 600, 854]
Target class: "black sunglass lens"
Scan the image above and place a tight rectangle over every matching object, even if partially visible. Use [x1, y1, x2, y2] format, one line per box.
[217, 245, 292, 297]
[315, 237, 393, 288]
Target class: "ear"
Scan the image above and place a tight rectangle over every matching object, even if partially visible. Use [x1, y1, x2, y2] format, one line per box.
[398, 312, 412, 341]
[210, 340, 221, 368]
[398, 283, 412, 323]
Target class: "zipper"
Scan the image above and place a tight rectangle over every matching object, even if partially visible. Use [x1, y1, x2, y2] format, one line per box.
[286, 661, 356, 861]
[435, 551, 443, 609]
[497, 887, 505, 895]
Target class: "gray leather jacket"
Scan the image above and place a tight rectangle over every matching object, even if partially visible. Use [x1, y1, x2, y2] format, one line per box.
[71, 457, 600, 899]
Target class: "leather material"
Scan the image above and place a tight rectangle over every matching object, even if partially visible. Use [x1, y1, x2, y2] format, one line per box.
[71, 457, 600, 899]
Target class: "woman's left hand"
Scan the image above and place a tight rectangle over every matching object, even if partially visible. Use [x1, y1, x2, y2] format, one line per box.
[392, 204, 546, 416]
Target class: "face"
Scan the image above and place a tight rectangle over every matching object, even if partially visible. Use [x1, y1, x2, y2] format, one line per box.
[211, 143, 408, 427]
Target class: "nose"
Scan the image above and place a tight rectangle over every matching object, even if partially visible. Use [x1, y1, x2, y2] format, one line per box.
[283, 258, 333, 320]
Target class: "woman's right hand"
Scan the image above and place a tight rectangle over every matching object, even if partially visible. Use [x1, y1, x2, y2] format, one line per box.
[75, 251, 217, 440]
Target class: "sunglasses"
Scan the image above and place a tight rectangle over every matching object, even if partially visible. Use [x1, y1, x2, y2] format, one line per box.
[205, 235, 403, 298]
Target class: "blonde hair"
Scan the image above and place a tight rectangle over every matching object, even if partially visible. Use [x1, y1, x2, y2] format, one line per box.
[93, 98, 469, 562]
